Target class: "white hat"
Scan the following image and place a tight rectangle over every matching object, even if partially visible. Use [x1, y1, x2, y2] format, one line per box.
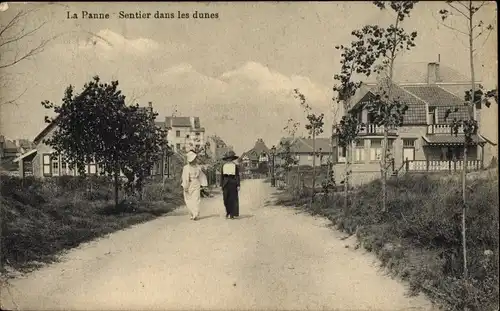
[186, 150, 197, 163]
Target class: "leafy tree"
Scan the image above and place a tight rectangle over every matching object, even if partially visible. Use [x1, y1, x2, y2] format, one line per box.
[42, 76, 166, 207]
[333, 28, 382, 210]
[277, 138, 299, 186]
[281, 118, 301, 187]
[120, 106, 168, 199]
[335, 113, 365, 210]
[438, 0, 497, 281]
[293, 89, 324, 199]
[343, 1, 418, 212]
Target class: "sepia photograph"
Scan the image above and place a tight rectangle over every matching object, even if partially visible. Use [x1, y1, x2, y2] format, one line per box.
[0, 1, 498, 310]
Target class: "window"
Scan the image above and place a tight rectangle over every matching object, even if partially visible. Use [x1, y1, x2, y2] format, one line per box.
[403, 139, 416, 148]
[354, 140, 365, 162]
[337, 146, 347, 163]
[176, 130, 180, 137]
[61, 161, 68, 175]
[428, 107, 437, 124]
[43, 154, 51, 176]
[89, 163, 97, 175]
[186, 134, 190, 139]
[367, 112, 376, 124]
[370, 139, 382, 161]
[176, 143, 181, 151]
[51, 154, 60, 176]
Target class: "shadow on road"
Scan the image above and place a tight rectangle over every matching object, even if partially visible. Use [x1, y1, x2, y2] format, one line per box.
[197, 214, 220, 220]
[235, 214, 254, 219]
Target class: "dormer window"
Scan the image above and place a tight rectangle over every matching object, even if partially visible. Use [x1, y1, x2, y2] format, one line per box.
[428, 106, 437, 124]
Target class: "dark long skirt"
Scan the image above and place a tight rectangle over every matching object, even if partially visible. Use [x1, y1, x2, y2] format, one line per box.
[223, 184, 239, 217]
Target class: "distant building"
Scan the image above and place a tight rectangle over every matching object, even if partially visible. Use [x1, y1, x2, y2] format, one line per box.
[160, 116, 206, 153]
[206, 135, 233, 160]
[13, 102, 182, 179]
[240, 138, 271, 171]
[330, 60, 493, 186]
[1, 136, 35, 174]
[275, 137, 332, 167]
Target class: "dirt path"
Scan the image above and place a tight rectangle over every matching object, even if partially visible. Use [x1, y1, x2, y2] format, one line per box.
[1, 179, 435, 310]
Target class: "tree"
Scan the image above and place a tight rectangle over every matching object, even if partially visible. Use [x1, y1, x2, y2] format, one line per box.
[335, 113, 365, 211]
[438, 0, 496, 281]
[277, 138, 299, 187]
[333, 30, 382, 211]
[0, 7, 51, 106]
[293, 89, 324, 199]
[282, 118, 301, 187]
[348, 1, 418, 212]
[42, 76, 166, 207]
[120, 106, 168, 200]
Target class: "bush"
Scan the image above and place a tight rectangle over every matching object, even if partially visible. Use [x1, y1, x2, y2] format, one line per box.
[277, 172, 499, 311]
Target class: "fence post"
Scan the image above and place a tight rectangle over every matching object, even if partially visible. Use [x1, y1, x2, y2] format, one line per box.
[405, 158, 409, 171]
[426, 160, 429, 171]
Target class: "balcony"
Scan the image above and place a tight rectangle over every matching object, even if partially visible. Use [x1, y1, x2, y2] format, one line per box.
[427, 124, 464, 135]
[359, 124, 397, 136]
[404, 160, 483, 172]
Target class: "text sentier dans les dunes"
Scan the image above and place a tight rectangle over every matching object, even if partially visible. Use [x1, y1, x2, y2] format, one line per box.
[67, 10, 219, 20]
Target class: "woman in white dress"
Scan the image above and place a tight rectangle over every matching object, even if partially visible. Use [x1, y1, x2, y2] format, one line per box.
[181, 150, 208, 220]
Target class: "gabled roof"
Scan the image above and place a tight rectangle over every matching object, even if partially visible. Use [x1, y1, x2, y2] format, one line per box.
[359, 62, 477, 85]
[165, 116, 202, 128]
[34, 120, 58, 145]
[277, 137, 331, 154]
[241, 138, 271, 161]
[13, 149, 37, 163]
[350, 82, 470, 125]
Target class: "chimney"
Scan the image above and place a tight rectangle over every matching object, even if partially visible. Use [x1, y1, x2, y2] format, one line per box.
[427, 62, 440, 84]
[190, 116, 195, 128]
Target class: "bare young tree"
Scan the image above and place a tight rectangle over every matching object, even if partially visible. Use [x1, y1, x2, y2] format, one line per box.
[437, 0, 496, 282]
[0, 6, 56, 106]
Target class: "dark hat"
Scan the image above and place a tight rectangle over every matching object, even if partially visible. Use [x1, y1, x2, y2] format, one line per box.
[222, 150, 239, 161]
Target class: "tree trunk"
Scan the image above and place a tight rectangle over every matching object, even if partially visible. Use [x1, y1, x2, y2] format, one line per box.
[114, 161, 119, 208]
[462, 145, 468, 280]
[344, 143, 350, 212]
[462, 0, 476, 281]
[382, 128, 388, 212]
[312, 130, 316, 199]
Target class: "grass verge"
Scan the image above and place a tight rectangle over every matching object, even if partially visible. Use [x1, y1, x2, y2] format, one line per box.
[276, 170, 499, 311]
[0, 175, 183, 275]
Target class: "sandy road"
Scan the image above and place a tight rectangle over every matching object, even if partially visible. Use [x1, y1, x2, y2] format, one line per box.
[1, 179, 435, 310]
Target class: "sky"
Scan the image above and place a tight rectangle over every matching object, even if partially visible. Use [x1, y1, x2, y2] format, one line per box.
[0, 1, 497, 154]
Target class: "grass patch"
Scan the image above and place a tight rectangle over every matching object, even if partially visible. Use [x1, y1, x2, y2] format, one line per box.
[275, 170, 499, 311]
[0, 175, 183, 274]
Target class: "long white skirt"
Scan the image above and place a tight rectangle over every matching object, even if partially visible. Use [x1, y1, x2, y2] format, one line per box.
[184, 185, 201, 218]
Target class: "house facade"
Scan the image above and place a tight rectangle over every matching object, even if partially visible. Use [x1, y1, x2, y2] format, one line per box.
[14, 102, 183, 179]
[163, 116, 206, 153]
[240, 138, 271, 172]
[276, 137, 332, 167]
[206, 135, 233, 161]
[331, 61, 492, 186]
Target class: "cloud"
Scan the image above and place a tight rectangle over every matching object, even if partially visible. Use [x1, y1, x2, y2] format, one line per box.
[12, 29, 334, 153]
[220, 61, 331, 106]
[140, 61, 334, 153]
[77, 29, 162, 55]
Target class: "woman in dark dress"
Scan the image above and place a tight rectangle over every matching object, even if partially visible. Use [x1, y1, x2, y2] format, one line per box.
[220, 151, 240, 219]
